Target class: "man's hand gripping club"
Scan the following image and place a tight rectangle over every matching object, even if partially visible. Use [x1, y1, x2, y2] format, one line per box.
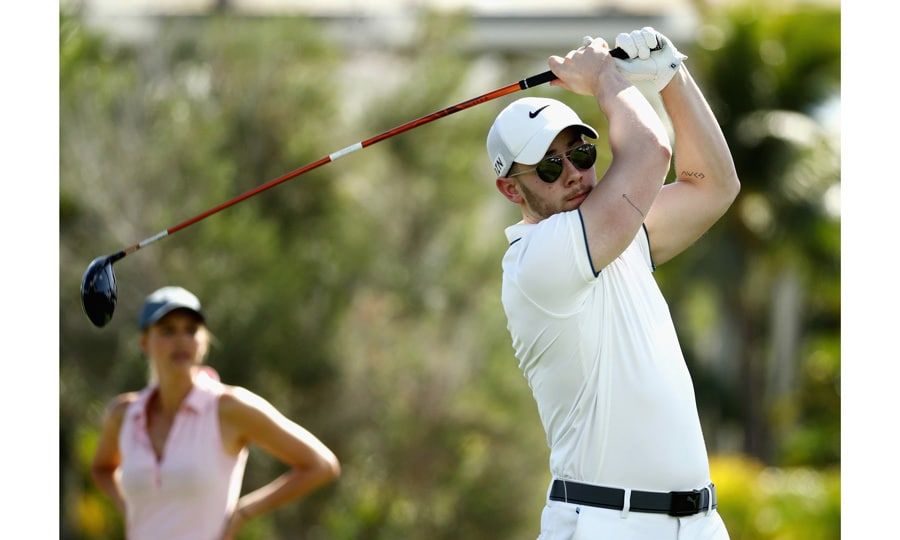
[588, 27, 688, 95]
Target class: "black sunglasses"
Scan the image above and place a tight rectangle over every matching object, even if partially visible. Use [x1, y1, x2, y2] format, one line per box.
[509, 143, 597, 183]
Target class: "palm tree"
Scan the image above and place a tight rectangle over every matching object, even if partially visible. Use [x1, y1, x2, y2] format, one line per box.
[662, 2, 840, 464]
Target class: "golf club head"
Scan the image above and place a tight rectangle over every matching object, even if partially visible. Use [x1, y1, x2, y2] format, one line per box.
[81, 255, 120, 327]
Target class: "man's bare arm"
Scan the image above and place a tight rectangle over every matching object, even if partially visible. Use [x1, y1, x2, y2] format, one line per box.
[644, 66, 740, 265]
[550, 40, 672, 272]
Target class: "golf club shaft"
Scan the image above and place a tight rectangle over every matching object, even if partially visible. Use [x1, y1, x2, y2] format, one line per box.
[116, 46, 637, 258]
[116, 75, 540, 257]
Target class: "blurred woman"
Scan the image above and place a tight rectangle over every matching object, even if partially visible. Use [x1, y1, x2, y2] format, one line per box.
[91, 286, 340, 540]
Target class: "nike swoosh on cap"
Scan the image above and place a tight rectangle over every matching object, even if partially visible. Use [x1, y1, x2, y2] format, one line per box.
[528, 105, 550, 119]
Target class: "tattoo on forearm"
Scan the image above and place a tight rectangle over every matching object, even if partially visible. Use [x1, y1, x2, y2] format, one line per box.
[681, 170, 706, 180]
[622, 194, 645, 218]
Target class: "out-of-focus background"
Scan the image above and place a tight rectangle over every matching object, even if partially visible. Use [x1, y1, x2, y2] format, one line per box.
[59, 0, 840, 538]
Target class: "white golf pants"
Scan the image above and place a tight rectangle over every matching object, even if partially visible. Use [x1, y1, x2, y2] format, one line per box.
[537, 498, 730, 540]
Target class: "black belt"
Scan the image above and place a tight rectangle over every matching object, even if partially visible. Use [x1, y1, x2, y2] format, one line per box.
[549, 480, 717, 517]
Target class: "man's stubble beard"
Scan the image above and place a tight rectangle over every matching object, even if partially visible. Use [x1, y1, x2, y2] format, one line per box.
[517, 179, 558, 221]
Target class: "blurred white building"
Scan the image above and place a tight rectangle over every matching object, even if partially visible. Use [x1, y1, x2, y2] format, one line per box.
[64, 0, 700, 50]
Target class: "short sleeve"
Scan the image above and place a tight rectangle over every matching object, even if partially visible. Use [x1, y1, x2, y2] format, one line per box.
[637, 223, 656, 272]
[508, 210, 598, 315]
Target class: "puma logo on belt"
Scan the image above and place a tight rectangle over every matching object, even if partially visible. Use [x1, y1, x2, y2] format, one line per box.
[528, 105, 550, 118]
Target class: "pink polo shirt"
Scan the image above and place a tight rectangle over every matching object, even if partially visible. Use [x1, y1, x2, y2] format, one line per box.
[118, 371, 249, 540]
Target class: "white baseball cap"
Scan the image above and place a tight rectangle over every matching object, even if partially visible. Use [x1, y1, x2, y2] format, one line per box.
[486, 97, 598, 177]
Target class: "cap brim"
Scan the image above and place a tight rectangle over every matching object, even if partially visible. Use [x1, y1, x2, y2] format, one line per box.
[141, 305, 205, 329]
[515, 122, 599, 166]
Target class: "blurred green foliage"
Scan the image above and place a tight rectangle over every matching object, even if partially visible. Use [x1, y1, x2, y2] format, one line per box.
[711, 456, 840, 540]
[60, 2, 839, 539]
[673, 1, 840, 467]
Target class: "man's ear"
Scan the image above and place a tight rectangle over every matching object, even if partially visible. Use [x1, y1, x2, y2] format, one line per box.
[496, 176, 524, 204]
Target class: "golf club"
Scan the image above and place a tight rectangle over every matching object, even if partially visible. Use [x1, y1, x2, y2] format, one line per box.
[81, 45, 647, 327]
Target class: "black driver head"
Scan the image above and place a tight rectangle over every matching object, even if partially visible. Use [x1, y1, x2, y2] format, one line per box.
[80, 255, 120, 327]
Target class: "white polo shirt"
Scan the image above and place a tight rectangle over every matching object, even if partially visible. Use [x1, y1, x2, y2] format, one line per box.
[501, 210, 711, 492]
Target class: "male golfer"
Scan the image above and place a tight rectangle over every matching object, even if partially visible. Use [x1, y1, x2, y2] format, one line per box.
[487, 28, 738, 539]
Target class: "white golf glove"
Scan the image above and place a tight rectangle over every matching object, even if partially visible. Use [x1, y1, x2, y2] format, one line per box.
[611, 27, 687, 94]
